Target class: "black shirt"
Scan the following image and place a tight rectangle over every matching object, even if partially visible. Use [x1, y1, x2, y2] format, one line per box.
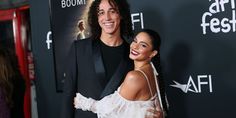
[99, 40, 125, 88]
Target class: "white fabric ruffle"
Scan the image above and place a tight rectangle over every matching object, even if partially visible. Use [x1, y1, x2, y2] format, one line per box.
[74, 89, 160, 118]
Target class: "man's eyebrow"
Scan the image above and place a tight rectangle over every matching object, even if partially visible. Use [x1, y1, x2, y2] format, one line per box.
[109, 7, 117, 10]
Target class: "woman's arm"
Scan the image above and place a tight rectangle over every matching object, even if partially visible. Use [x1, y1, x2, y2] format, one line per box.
[73, 71, 145, 111]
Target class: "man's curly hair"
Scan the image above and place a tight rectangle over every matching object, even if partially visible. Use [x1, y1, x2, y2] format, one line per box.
[88, 0, 133, 40]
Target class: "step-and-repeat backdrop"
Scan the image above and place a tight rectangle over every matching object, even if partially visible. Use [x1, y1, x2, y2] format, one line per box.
[30, 0, 236, 118]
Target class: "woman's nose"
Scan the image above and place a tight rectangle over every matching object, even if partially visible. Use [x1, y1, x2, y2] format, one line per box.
[132, 43, 139, 49]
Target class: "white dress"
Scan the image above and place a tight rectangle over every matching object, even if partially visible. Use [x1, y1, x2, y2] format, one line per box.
[74, 68, 163, 118]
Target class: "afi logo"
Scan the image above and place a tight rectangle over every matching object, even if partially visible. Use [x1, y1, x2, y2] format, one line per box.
[131, 12, 144, 30]
[200, 0, 236, 34]
[170, 75, 213, 93]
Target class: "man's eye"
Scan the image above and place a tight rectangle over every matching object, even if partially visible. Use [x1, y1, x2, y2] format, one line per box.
[98, 11, 104, 16]
[110, 10, 117, 14]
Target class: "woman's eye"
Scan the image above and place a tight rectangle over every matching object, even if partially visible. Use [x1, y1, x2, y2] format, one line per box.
[141, 44, 147, 48]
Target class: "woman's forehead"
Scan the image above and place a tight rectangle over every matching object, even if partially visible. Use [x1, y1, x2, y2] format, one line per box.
[136, 32, 151, 41]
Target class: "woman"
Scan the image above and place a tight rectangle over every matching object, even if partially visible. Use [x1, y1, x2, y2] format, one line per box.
[0, 46, 14, 118]
[74, 29, 168, 118]
[0, 46, 25, 118]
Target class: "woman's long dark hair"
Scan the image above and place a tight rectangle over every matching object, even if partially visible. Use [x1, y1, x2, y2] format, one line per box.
[140, 29, 169, 116]
[0, 46, 14, 107]
[88, 0, 133, 40]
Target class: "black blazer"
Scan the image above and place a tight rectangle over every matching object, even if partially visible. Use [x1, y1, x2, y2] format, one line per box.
[61, 38, 132, 118]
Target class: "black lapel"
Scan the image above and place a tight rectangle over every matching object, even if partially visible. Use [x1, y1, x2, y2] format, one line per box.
[92, 40, 106, 84]
[100, 57, 128, 98]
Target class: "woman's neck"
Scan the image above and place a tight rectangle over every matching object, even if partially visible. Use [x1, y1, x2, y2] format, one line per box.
[134, 61, 150, 70]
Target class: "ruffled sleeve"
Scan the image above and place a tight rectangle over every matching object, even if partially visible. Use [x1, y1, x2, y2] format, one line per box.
[74, 90, 155, 118]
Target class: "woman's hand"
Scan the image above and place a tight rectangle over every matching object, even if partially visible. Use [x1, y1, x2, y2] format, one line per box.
[145, 107, 163, 118]
[73, 93, 96, 111]
[74, 93, 82, 109]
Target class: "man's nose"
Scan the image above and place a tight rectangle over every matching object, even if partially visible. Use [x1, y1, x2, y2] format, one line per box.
[105, 12, 111, 20]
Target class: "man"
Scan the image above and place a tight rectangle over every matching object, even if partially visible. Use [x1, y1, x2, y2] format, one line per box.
[60, 0, 133, 117]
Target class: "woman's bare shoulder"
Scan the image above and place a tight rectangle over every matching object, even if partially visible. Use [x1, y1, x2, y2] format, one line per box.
[124, 70, 147, 88]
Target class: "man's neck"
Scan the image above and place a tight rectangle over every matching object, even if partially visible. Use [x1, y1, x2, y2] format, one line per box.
[100, 33, 123, 47]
